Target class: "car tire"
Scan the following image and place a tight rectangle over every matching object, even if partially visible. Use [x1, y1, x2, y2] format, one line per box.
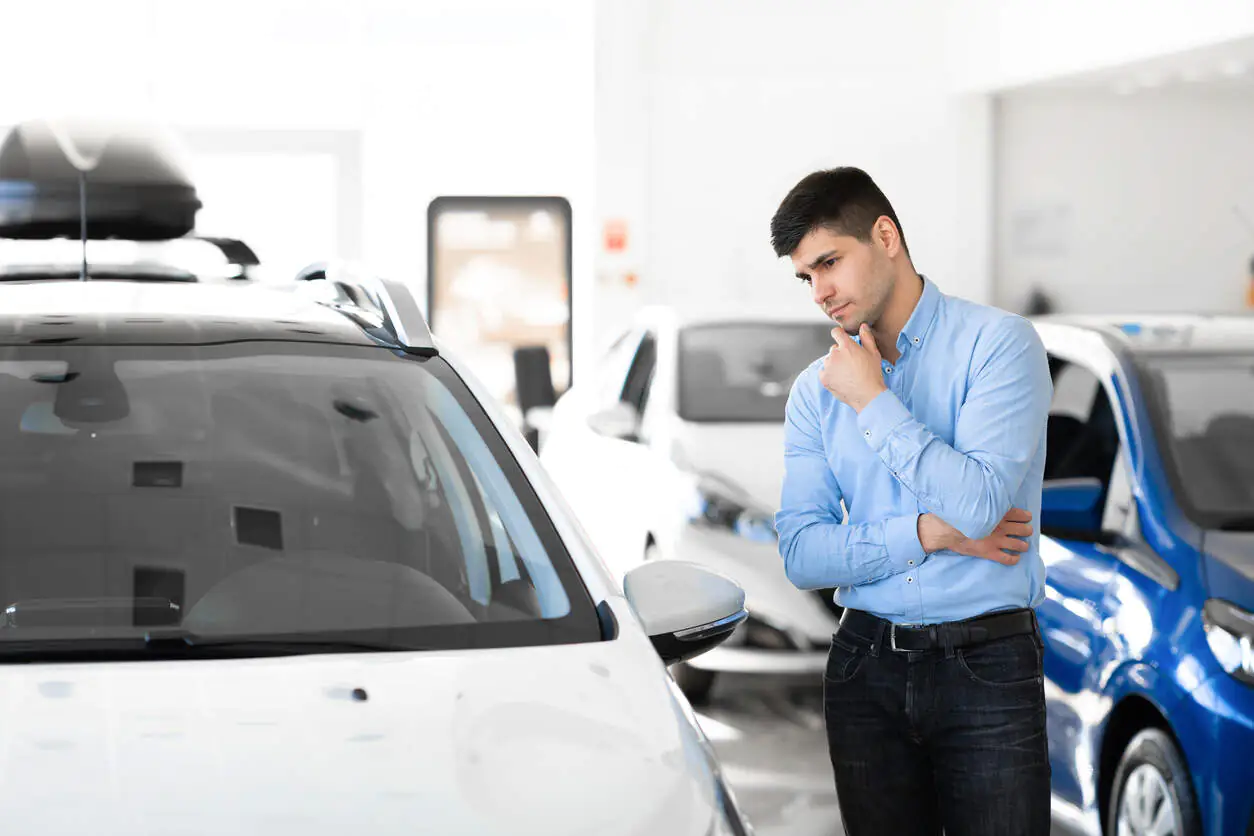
[1107, 728, 1201, 836]
[672, 662, 717, 705]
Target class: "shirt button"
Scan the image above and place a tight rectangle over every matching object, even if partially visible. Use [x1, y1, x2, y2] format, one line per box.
[913, 337, 921, 344]
[908, 560, 915, 566]
[907, 577, 914, 583]
[864, 430, 872, 438]
[885, 366, 894, 374]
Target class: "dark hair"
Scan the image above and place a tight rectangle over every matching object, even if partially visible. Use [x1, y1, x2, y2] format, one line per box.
[770, 167, 909, 258]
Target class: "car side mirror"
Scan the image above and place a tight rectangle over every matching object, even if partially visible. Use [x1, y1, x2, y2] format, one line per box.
[623, 561, 747, 666]
[1040, 477, 1106, 541]
[588, 401, 641, 442]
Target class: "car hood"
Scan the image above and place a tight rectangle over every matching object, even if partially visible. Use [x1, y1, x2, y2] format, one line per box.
[673, 421, 785, 512]
[1202, 530, 1254, 612]
[0, 601, 723, 836]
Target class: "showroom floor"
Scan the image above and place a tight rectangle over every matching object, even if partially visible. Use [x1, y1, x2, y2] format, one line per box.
[698, 674, 1081, 836]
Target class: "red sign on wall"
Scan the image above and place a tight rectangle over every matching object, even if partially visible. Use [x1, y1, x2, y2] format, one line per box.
[603, 219, 628, 253]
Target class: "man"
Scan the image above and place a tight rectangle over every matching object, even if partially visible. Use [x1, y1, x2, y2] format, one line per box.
[770, 167, 1052, 836]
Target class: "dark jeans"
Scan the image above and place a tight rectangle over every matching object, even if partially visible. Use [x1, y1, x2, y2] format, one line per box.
[823, 610, 1051, 836]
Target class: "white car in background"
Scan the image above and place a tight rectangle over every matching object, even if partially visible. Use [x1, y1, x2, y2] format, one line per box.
[539, 308, 842, 702]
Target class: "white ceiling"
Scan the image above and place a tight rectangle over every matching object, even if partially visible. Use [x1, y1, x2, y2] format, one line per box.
[1008, 34, 1254, 94]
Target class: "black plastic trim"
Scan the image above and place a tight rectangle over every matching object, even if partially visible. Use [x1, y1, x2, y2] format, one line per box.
[650, 610, 746, 665]
[596, 600, 619, 641]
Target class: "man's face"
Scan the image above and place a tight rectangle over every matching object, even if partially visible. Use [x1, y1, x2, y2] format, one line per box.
[791, 225, 894, 335]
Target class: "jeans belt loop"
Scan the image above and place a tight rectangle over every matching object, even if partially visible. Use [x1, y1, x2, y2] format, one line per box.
[871, 620, 886, 658]
[942, 626, 955, 659]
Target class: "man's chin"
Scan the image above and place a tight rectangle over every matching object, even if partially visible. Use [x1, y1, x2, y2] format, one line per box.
[830, 315, 862, 335]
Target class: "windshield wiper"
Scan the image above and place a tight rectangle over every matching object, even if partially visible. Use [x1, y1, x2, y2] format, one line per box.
[0, 631, 407, 663]
[143, 630, 405, 655]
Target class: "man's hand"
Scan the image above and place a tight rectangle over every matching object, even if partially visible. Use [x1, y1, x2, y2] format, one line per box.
[819, 324, 887, 413]
[918, 508, 1034, 565]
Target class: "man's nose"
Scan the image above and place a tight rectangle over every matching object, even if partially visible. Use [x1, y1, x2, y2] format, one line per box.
[812, 276, 835, 306]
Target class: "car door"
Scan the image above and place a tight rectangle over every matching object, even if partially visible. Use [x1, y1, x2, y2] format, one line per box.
[543, 327, 661, 580]
[1038, 353, 1127, 809]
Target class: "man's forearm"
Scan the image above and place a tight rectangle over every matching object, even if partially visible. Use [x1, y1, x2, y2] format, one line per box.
[917, 513, 964, 554]
[777, 512, 924, 589]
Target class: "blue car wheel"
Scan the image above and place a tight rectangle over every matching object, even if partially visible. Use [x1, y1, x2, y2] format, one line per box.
[1108, 729, 1200, 836]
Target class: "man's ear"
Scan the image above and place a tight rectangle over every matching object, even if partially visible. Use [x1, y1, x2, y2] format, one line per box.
[875, 216, 902, 257]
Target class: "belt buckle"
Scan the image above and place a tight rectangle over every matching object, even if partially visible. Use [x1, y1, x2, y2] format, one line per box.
[889, 623, 903, 652]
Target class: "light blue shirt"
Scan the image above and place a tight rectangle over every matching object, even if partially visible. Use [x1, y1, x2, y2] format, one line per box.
[775, 278, 1052, 625]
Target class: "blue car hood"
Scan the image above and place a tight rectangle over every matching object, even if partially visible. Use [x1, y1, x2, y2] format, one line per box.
[1203, 530, 1254, 612]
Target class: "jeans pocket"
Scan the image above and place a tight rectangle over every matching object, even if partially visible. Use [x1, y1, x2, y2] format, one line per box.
[956, 633, 1043, 689]
[825, 634, 869, 684]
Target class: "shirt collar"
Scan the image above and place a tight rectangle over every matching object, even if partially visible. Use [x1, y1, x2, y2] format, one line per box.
[896, 274, 942, 353]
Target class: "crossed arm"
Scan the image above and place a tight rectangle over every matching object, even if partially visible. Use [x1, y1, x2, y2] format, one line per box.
[774, 318, 1052, 590]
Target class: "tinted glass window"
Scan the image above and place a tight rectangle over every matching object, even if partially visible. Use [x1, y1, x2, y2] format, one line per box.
[1043, 359, 1119, 486]
[621, 333, 657, 414]
[0, 342, 599, 661]
[678, 323, 832, 422]
[592, 329, 641, 411]
[1137, 353, 1254, 529]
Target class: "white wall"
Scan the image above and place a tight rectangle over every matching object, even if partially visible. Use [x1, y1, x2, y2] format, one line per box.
[1, 0, 598, 378]
[994, 89, 1254, 314]
[595, 0, 995, 342]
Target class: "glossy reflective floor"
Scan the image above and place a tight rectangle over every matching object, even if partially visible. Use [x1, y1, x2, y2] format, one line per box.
[696, 673, 1083, 836]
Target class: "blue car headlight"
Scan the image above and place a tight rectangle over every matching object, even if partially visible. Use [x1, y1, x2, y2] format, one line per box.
[1203, 599, 1254, 685]
[687, 475, 777, 543]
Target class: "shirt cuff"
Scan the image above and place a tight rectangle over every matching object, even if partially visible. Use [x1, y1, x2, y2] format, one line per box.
[883, 514, 925, 574]
[856, 389, 913, 451]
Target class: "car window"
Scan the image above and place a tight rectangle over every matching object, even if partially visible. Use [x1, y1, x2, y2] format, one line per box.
[678, 322, 832, 422]
[592, 328, 642, 411]
[620, 332, 657, 414]
[1044, 357, 1120, 489]
[1136, 352, 1254, 529]
[0, 342, 600, 660]
[1049, 360, 1099, 421]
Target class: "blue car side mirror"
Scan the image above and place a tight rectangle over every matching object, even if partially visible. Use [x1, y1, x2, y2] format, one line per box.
[1040, 478, 1105, 539]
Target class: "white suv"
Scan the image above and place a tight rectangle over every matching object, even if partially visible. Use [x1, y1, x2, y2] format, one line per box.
[0, 268, 753, 836]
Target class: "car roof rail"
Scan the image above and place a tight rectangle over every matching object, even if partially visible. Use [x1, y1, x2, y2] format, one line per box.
[295, 260, 437, 356]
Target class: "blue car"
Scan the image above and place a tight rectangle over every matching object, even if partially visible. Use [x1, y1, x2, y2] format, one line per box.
[1033, 316, 1254, 836]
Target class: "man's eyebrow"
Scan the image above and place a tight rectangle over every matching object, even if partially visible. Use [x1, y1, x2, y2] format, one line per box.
[806, 249, 839, 271]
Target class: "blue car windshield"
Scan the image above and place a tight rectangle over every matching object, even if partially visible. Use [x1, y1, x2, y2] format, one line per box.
[1136, 352, 1254, 530]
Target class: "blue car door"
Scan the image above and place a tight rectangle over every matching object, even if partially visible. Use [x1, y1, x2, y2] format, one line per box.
[1037, 356, 1127, 809]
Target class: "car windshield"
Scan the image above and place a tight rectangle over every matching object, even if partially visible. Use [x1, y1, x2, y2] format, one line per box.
[678, 322, 833, 422]
[1136, 352, 1254, 530]
[0, 342, 598, 661]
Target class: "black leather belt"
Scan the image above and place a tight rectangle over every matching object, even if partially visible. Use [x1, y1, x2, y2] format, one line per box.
[838, 607, 1038, 653]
